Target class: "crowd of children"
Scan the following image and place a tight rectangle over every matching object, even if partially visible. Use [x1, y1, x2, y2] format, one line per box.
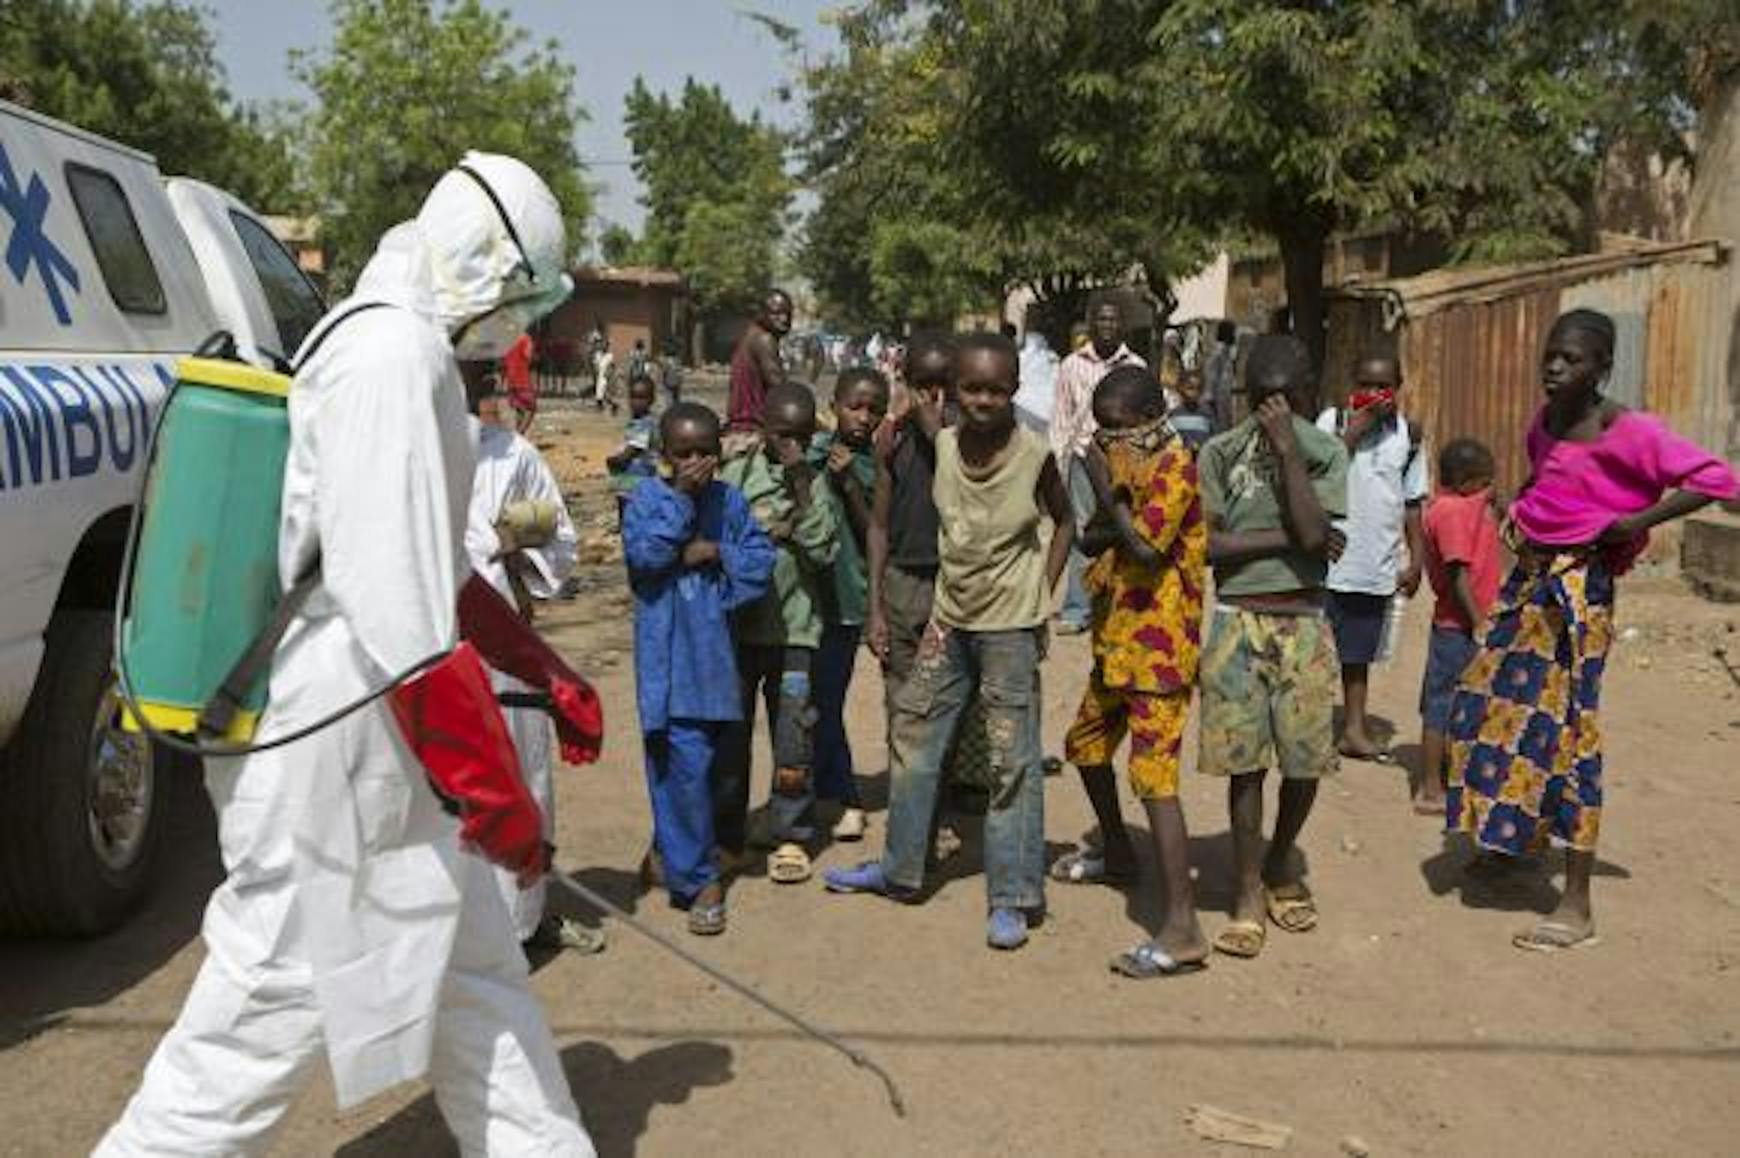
[607, 305, 1736, 967]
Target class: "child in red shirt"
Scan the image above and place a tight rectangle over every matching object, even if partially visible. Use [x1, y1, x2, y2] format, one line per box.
[1414, 438, 1503, 815]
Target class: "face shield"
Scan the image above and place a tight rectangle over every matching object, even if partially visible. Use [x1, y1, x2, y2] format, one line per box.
[451, 276, 573, 360]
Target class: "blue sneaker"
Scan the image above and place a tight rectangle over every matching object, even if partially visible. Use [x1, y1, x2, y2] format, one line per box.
[987, 907, 1029, 950]
[824, 861, 890, 895]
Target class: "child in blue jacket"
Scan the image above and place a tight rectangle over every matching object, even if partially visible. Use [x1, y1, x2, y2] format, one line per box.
[624, 403, 776, 935]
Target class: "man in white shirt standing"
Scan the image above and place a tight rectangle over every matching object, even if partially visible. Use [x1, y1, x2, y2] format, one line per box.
[1048, 299, 1146, 633]
[1316, 353, 1427, 762]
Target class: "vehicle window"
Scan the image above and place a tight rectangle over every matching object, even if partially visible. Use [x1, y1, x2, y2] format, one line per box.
[64, 164, 166, 314]
[228, 210, 326, 356]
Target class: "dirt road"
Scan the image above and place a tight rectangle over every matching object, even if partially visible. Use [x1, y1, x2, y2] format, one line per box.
[3, 399, 1738, 1156]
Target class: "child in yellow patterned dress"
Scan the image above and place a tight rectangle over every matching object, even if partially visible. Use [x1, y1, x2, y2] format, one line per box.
[1050, 365, 1211, 978]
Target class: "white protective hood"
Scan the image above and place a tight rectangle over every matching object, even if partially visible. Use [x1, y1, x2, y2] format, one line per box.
[417, 150, 574, 344]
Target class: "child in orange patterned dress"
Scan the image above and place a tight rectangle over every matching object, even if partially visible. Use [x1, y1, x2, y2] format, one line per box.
[1050, 365, 1211, 978]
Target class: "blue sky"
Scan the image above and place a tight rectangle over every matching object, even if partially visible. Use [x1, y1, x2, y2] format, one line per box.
[204, 0, 835, 240]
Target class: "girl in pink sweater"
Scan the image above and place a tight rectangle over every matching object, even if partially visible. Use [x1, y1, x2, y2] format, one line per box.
[1444, 309, 1738, 952]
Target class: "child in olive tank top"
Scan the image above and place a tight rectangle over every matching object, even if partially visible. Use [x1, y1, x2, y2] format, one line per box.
[824, 332, 1075, 951]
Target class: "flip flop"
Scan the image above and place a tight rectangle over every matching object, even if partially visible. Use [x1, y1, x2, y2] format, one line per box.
[1111, 942, 1208, 979]
[687, 902, 727, 936]
[1212, 920, 1266, 959]
[1049, 847, 1133, 886]
[551, 916, 607, 955]
[768, 842, 813, 885]
[1512, 920, 1600, 953]
[1339, 746, 1394, 764]
[1264, 884, 1319, 933]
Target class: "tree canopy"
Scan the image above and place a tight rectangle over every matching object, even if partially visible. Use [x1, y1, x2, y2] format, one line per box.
[293, 0, 591, 290]
[619, 77, 794, 321]
[795, 0, 1718, 362]
[0, 0, 298, 211]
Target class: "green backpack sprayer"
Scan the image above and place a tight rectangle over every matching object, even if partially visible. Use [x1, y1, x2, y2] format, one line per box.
[111, 330, 905, 1119]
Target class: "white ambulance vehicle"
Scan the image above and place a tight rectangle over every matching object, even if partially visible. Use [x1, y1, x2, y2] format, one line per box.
[0, 99, 325, 935]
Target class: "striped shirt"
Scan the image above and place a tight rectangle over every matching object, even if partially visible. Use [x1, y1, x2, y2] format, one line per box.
[1049, 343, 1146, 464]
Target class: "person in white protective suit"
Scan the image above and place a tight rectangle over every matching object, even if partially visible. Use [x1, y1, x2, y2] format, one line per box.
[460, 370, 601, 953]
[96, 152, 598, 1157]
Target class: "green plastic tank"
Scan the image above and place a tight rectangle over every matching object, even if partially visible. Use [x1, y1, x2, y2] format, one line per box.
[122, 357, 291, 741]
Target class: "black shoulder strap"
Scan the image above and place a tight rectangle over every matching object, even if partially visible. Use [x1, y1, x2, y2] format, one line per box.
[196, 301, 397, 738]
[292, 300, 394, 372]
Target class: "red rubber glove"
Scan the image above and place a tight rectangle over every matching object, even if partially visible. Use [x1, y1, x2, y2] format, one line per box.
[387, 642, 548, 885]
[458, 573, 604, 765]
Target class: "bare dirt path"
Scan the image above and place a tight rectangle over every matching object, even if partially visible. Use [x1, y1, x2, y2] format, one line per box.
[4, 401, 1738, 1156]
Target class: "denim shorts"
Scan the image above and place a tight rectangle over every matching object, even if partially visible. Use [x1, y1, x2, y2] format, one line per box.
[1419, 625, 1478, 732]
[1327, 590, 1388, 665]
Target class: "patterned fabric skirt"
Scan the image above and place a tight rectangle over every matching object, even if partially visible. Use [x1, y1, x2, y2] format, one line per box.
[1445, 550, 1614, 854]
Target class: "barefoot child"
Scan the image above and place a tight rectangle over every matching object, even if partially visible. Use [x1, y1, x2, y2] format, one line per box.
[1413, 438, 1503, 816]
[1197, 335, 1348, 960]
[1446, 309, 1738, 952]
[715, 383, 841, 885]
[809, 368, 891, 840]
[1052, 365, 1211, 978]
[826, 332, 1075, 951]
[1317, 354, 1427, 764]
[624, 404, 776, 935]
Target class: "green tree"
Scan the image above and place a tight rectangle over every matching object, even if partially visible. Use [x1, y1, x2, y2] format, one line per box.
[293, 0, 591, 289]
[801, 1, 1703, 364]
[0, 0, 299, 210]
[1137, 0, 1696, 363]
[622, 76, 793, 320]
[796, 7, 995, 329]
[597, 222, 640, 266]
[796, 4, 1207, 337]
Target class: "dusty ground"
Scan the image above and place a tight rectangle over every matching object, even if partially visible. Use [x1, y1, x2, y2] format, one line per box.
[4, 393, 1739, 1156]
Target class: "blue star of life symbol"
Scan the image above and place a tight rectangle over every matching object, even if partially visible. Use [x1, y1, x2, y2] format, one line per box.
[0, 141, 81, 325]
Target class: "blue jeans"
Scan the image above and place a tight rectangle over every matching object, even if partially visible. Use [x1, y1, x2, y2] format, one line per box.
[881, 626, 1046, 911]
[644, 721, 722, 905]
[813, 623, 862, 807]
[1060, 456, 1096, 627]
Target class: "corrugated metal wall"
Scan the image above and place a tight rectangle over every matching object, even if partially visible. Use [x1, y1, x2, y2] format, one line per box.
[1327, 248, 1731, 498]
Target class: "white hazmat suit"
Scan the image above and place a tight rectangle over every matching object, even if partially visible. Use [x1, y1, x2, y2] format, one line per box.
[96, 153, 593, 1157]
[466, 419, 577, 941]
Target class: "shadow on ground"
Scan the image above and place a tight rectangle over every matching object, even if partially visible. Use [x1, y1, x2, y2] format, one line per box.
[0, 776, 220, 1052]
[1419, 835, 1632, 915]
[335, 1039, 735, 1158]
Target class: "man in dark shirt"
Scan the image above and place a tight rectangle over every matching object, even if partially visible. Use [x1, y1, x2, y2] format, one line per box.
[727, 289, 793, 435]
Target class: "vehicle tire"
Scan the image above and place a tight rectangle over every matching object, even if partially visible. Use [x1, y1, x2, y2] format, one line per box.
[0, 609, 191, 936]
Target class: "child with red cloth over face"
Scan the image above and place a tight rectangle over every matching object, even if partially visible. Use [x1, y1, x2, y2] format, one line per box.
[1050, 365, 1211, 978]
[1412, 438, 1504, 816]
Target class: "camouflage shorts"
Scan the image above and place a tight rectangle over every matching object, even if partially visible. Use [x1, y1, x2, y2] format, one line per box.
[1198, 605, 1339, 780]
